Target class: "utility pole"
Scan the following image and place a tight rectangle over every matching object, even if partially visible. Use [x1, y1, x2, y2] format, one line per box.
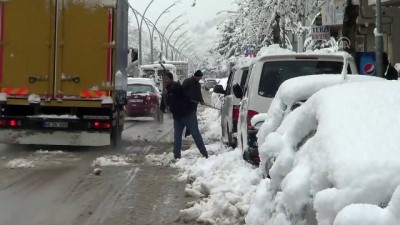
[375, 0, 383, 77]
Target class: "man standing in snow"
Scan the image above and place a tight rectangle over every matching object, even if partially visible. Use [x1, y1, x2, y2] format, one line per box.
[160, 72, 208, 160]
[181, 70, 208, 156]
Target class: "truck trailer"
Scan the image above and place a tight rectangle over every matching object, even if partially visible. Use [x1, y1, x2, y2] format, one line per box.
[0, 0, 129, 146]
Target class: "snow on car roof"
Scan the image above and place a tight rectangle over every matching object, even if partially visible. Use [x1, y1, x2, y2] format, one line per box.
[253, 80, 400, 225]
[256, 44, 353, 63]
[128, 77, 155, 85]
[257, 75, 384, 148]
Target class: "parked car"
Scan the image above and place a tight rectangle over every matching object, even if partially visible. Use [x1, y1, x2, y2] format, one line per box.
[214, 65, 250, 147]
[234, 52, 358, 164]
[256, 81, 400, 225]
[126, 78, 162, 121]
[203, 78, 218, 91]
[254, 74, 383, 176]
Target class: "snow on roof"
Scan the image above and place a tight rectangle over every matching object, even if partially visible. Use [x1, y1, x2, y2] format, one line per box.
[140, 64, 176, 70]
[256, 44, 353, 62]
[256, 44, 295, 58]
[251, 80, 400, 224]
[234, 56, 252, 69]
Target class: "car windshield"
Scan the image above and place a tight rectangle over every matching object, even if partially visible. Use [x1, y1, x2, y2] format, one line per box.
[206, 80, 217, 85]
[142, 70, 155, 78]
[259, 61, 345, 97]
[127, 84, 153, 94]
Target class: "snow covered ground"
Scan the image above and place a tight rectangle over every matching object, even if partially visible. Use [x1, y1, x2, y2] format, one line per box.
[146, 48, 400, 224]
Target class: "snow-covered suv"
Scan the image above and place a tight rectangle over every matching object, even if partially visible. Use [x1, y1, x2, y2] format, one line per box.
[234, 52, 358, 164]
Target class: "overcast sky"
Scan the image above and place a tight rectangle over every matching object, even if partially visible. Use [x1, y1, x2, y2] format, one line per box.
[129, 0, 235, 57]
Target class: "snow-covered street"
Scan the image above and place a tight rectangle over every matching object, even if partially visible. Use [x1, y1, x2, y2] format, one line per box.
[0, 111, 190, 225]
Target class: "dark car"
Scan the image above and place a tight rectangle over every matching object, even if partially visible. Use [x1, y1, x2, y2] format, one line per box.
[126, 78, 162, 121]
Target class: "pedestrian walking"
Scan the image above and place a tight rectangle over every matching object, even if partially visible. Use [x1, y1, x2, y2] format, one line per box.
[160, 71, 208, 159]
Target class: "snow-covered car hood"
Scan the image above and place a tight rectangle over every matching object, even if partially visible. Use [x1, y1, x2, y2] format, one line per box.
[253, 81, 400, 225]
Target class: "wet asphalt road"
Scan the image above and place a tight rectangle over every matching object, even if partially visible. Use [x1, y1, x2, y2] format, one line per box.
[0, 115, 190, 225]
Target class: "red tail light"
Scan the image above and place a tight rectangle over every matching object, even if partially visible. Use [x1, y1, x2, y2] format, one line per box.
[232, 105, 240, 121]
[93, 121, 100, 128]
[92, 121, 111, 129]
[10, 120, 17, 127]
[103, 122, 111, 129]
[0, 119, 21, 127]
[247, 110, 259, 129]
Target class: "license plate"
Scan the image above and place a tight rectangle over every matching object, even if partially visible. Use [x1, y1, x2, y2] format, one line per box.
[43, 122, 69, 128]
[129, 99, 143, 103]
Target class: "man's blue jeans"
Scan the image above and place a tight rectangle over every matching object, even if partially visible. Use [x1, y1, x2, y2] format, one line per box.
[173, 110, 208, 159]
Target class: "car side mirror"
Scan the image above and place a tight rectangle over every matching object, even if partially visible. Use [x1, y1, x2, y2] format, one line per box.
[232, 84, 243, 99]
[213, 84, 225, 94]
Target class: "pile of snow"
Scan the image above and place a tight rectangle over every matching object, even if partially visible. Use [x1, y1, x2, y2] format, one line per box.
[198, 108, 222, 142]
[145, 152, 175, 166]
[145, 104, 264, 224]
[6, 159, 35, 169]
[172, 143, 262, 225]
[35, 150, 66, 154]
[248, 81, 400, 224]
[91, 155, 132, 167]
[256, 44, 294, 58]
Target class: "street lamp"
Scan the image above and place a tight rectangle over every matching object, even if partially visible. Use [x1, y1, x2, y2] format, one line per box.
[171, 31, 188, 60]
[150, 1, 180, 63]
[165, 22, 186, 59]
[176, 37, 192, 53]
[160, 14, 183, 58]
[138, 0, 155, 66]
[177, 40, 193, 60]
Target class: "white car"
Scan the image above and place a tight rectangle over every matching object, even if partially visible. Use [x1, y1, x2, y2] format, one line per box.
[255, 74, 383, 176]
[249, 80, 400, 225]
[139, 63, 178, 92]
[234, 52, 358, 164]
[214, 65, 250, 147]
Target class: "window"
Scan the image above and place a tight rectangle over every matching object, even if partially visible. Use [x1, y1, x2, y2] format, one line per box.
[142, 70, 155, 78]
[258, 61, 344, 97]
[127, 84, 154, 94]
[240, 69, 249, 89]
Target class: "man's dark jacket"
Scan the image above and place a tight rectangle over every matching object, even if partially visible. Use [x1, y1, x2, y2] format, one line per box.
[182, 77, 204, 112]
[160, 82, 191, 119]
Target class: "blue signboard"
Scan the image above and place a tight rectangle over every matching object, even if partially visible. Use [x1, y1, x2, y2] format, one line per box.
[356, 52, 376, 76]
